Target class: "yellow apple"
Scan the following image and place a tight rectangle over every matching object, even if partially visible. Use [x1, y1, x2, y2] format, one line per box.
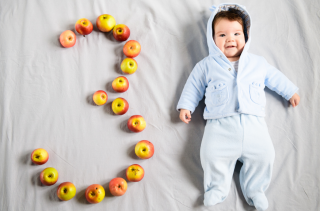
[31, 148, 49, 165]
[127, 115, 146, 132]
[121, 58, 138, 74]
[112, 98, 129, 115]
[112, 76, 129, 93]
[126, 164, 144, 182]
[135, 140, 154, 159]
[96, 14, 116, 32]
[85, 184, 105, 204]
[93, 90, 108, 106]
[57, 182, 76, 201]
[40, 167, 59, 186]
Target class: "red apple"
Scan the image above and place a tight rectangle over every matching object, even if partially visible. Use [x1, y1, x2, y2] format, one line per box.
[75, 18, 93, 36]
[57, 182, 77, 201]
[123, 40, 141, 58]
[109, 178, 127, 196]
[127, 115, 146, 132]
[112, 76, 129, 93]
[31, 148, 49, 165]
[135, 140, 154, 159]
[93, 90, 108, 106]
[85, 184, 105, 204]
[113, 24, 130, 41]
[112, 98, 129, 115]
[96, 14, 116, 32]
[40, 167, 59, 186]
[59, 30, 76, 48]
[121, 58, 138, 74]
[126, 164, 144, 182]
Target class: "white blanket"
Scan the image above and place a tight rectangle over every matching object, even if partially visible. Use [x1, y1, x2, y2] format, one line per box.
[0, 0, 319, 210]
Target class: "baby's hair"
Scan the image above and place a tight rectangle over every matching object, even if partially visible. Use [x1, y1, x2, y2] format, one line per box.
[212, 9, 245, 37]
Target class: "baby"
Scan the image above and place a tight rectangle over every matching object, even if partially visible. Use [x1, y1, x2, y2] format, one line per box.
[176, 3, 300, 211]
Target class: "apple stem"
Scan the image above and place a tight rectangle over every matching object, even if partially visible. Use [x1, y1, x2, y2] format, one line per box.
[83, 35, 85, 37]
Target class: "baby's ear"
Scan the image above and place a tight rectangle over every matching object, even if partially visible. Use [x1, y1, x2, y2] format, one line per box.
[209, 5, 216, 12]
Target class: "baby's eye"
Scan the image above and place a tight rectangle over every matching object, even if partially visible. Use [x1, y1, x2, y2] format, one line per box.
[235, 33, 240, 36]
[219, 34, 225, 37]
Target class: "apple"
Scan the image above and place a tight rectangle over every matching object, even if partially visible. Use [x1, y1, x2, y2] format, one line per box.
[121, 58, 138, 74]
[113, 24, 130, 41]
[75, 18, 93, 36]
[109, 177, 127, 196]
[96, 14, 116, 32]
[59, 30, 76, 48]
[112, 98, 129, 115]
[126, 164, 144, 182]
[57, 182, 77, 201]
[127, 115, 146, 132]
[123, 40, 141, 58]
[31, 148, 49, 165]
[135, 140, 154, 159]
[112, 76, 129, 93]
[93, 90, 108, 106]
[85, 184, 105, 204]
[40, 167, 59, 186]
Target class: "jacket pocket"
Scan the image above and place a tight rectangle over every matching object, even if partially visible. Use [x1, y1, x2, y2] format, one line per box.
[209, 82, 229, 107]
[249, 82, 266, 105]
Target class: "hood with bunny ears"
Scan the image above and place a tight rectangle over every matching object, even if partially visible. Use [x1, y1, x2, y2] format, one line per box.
[207, 4, 252, 59]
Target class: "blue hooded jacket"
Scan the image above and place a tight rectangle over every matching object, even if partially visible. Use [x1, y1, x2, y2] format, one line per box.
[176, 3, 299, 120]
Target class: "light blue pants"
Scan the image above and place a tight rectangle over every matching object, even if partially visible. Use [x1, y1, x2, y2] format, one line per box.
[200, 114, 275, 211]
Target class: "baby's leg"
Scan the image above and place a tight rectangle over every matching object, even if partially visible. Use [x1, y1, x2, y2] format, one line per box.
[239, 115, 275, 211]
[200, 116, 243, 207]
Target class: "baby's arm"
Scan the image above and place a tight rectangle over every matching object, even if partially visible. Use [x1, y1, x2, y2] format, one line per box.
[289, 93, 300, 107]
[176, 63, 207, 122]
[264, 59, 300, 107]
[179, 109, 191, 124]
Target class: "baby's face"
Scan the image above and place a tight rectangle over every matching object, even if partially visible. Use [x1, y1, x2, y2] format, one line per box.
[213, 19, 245, 61]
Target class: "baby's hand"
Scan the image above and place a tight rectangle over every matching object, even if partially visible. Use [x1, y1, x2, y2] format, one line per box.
[289, 93, 300, 107]
[179, 109, 191, 124]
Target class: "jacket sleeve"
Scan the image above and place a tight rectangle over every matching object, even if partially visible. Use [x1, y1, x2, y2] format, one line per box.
[264, 61, 299, 101]
[176, 63, 207, 113]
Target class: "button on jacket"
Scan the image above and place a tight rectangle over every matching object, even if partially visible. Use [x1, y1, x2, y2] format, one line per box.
[176, 4, 298, 120]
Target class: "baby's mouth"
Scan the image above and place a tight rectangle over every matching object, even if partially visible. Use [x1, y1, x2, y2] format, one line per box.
[226, 45, 236, 48]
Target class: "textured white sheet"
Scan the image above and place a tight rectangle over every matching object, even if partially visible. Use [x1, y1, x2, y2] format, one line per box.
[1, 0, 319, 210]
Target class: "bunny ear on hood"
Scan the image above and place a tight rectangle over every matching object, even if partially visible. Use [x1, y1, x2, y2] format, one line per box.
[207, 3, 252, 57]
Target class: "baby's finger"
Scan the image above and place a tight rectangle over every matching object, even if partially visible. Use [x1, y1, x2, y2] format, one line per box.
[180, 113, 188, 124]
[183, 118, 189, 124]
[179, 114, 185, 122]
